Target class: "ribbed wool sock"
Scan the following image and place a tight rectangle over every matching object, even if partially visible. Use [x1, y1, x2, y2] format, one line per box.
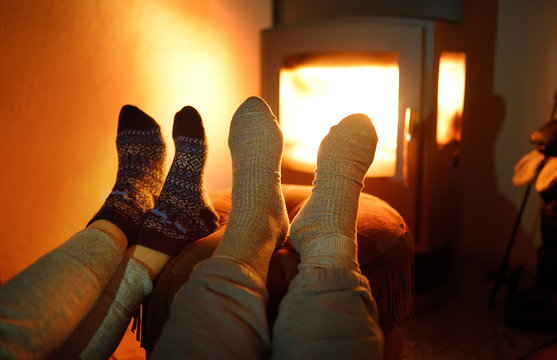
[290, 113, 377, 271]
[212, 96, 289, 281]
[135, 106, 219, 256]
[88, 105, 166, 241]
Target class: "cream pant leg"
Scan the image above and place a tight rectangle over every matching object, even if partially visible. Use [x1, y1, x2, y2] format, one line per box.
[151, 258, 270, 360]
[0, 228, 122, 360]
[271, 267, 384, 360]
[53, 255, 152, 360]
[151, 258, 383, 360]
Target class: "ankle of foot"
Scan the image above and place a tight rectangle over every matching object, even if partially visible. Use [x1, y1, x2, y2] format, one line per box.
[88, 220, 128, 253]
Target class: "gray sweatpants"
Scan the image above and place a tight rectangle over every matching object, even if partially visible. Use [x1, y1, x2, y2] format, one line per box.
[0, 228, 122, 359]
[151, 258, 384, 359]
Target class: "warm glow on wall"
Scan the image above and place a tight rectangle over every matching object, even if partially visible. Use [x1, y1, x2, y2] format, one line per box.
[279, 53, 399, 177]
[437, 52, 466, 146]
[111, 0, 238, 188]
[0, 0, 270, 286]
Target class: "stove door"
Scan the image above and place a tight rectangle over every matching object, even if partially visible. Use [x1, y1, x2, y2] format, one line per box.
[262, 19, 423, 235]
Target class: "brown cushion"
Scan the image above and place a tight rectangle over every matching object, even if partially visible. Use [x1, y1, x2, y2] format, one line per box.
[140, 184, 414, 351]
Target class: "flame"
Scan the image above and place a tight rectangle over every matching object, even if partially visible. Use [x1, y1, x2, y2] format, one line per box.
[437, 52, 466, 146]
[279, 55, 399, 177]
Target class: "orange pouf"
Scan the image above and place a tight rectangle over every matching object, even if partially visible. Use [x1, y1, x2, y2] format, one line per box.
[140, 184, 414, 359]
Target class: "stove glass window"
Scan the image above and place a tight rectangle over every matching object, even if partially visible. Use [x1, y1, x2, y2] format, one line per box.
[279, 52, 399, 178]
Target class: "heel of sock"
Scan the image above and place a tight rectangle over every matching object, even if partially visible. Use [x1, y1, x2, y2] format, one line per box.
[136, 205, 219, 257]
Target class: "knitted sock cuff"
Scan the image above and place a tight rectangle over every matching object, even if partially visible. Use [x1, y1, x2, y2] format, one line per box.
[135, 227, 186, 257]
[87, 206, 142, 244]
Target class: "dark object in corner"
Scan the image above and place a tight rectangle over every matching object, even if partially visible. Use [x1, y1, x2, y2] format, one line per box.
[504, 179, 557, 333]
[497, 92, 557, 333]
[530, 120, 557, 157]
[506, 287, 557, 333]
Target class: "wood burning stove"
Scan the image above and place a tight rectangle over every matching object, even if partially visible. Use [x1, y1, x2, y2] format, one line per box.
[262, 0, 466, 293]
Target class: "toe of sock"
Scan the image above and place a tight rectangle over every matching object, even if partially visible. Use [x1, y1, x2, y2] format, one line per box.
[319, 113, 378, 171]
[337, 113, 377, 139]
[173, 106, 205, 140]
[234, 96, 275, 118]
[334, 113, 378, 154]
[118, 105, 159, 132]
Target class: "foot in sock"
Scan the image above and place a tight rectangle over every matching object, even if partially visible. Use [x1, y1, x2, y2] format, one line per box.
[135, 106, 219, 256]
[212, 96, 289, 281]
[290, 113, 378, 271]
[88, 105, 166, 242]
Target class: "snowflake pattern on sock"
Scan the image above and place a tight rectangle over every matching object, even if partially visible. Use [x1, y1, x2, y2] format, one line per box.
[106, 129, 166, 225]
[136, 109, 219, 256]
[142, 137, 213, 238]
[89, 108, 166, 242]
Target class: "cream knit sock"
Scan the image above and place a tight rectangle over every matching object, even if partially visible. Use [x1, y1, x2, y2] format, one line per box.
[212, 96, 289, 281]
[290, 113, 377, 271]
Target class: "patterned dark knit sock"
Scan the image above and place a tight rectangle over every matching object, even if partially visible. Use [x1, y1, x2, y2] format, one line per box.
[88, 105, 166, 242]
[135, 106, 219, 256]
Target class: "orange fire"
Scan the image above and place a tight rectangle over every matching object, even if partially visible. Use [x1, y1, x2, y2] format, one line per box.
[437, 52, 466, 146]
[279, 53, 399, 177]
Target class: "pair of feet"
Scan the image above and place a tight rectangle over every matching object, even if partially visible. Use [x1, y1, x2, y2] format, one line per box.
[90, 96, 378, 281]
[213, 97, 378, 281]
[88, 105, 219, 261]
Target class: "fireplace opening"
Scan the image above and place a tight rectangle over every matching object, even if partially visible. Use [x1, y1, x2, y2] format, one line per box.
[279, 52, 400, 178]
[262, 18, 424, 234]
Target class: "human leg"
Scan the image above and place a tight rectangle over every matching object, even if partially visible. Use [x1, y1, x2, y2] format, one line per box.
[272, 114, 384, 359]
[51, 253, 154, 360]
[0, 105, 166, 359]
[54, 105, 219, 359]
[151, 96, 289, 359]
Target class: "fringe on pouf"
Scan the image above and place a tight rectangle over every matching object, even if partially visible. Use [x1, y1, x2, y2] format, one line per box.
[362, 230, 414, 333]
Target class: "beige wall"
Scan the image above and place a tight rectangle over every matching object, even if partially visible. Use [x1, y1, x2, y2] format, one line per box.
[492, 0, 557, 270]
[414, 0, 556, 274]
[0, 0, 271, 282]
[458, 0, 557, 272]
